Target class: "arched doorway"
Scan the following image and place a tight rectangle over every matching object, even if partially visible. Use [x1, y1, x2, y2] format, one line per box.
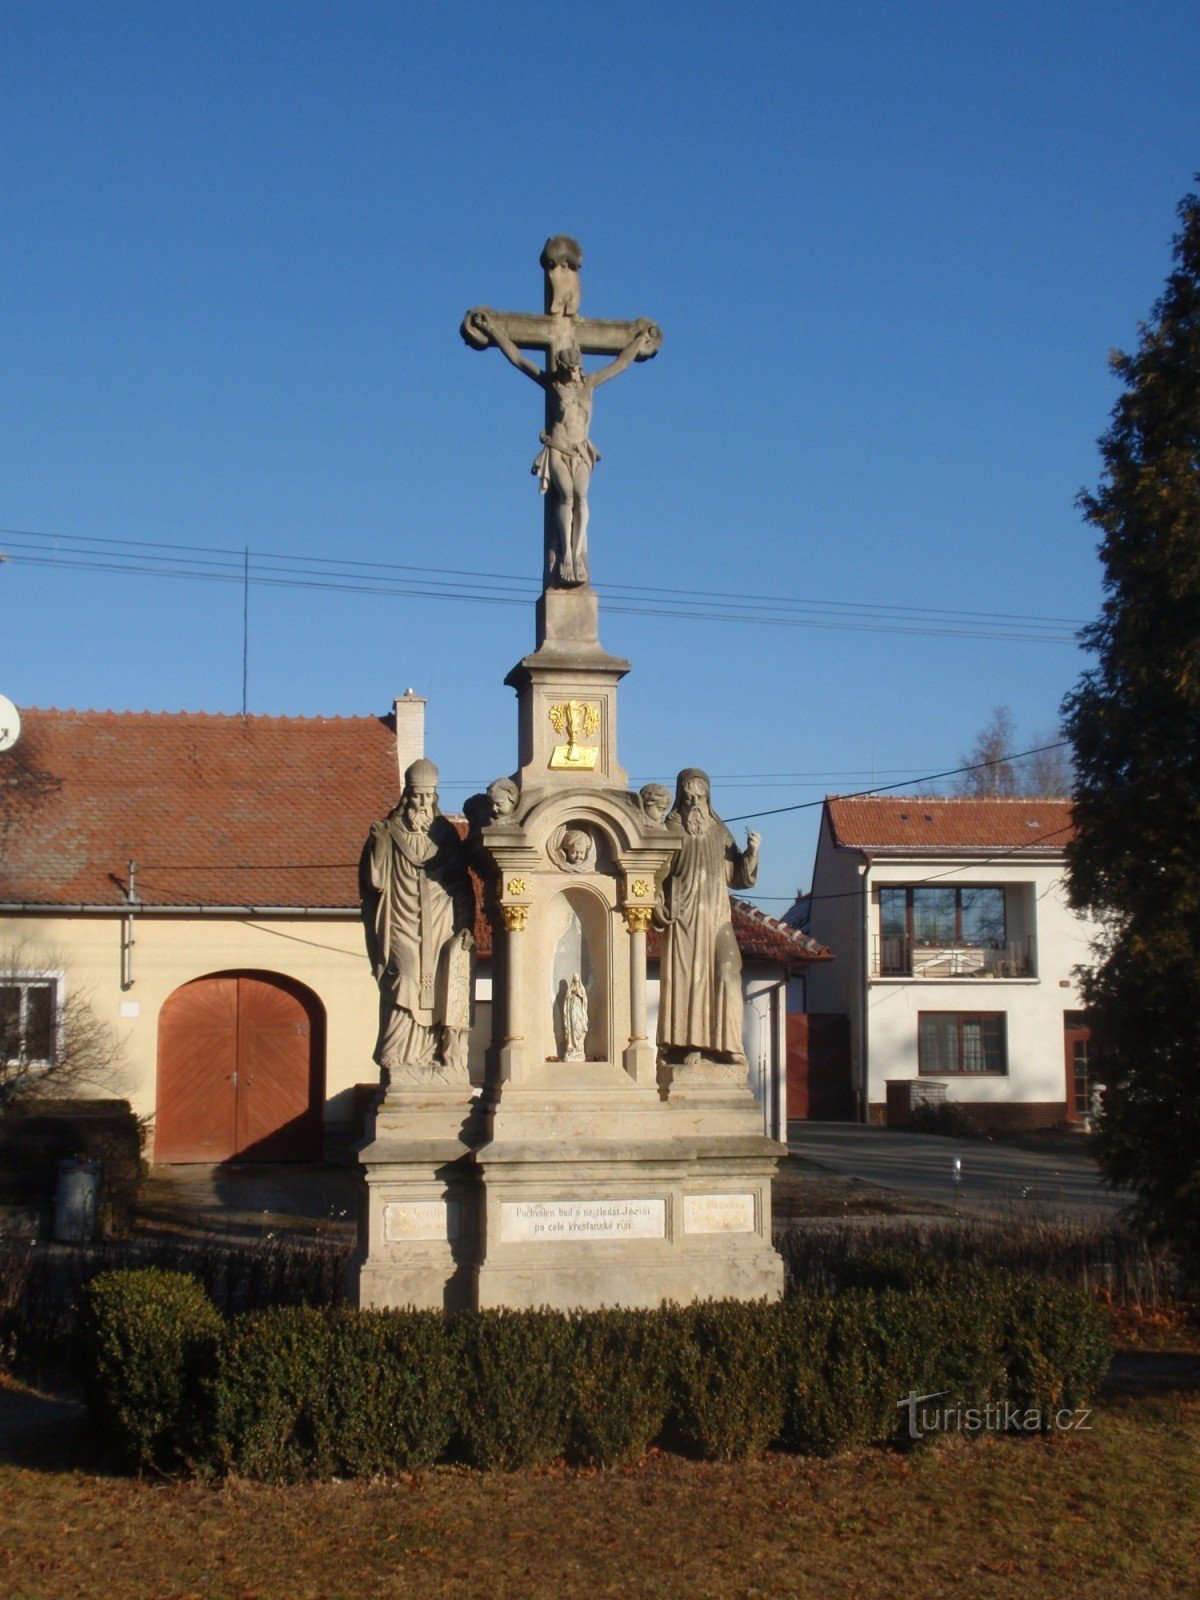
[155, 971, 325, 1162]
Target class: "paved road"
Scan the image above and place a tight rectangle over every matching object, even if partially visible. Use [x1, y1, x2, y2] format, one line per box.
[787, 1123, 1128, 1223]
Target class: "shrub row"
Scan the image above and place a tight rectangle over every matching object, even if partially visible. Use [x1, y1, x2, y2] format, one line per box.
[1, 1232, 351, 1386]
[78, 1265, 1111, 1479]
[774, 1218, 1185, 1306]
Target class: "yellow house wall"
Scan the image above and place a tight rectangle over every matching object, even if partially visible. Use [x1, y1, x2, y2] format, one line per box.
[3, 913, 791, 1154]
[1, 911, 379, 1158]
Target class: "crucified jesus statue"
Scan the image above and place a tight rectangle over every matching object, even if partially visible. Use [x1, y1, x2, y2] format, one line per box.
[469, 311, 657, 586]
[463, 237, 662, 590]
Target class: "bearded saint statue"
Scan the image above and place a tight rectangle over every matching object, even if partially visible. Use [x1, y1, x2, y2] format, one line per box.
[656, 768, 761, 1065]
[361, 758, 475, 1085]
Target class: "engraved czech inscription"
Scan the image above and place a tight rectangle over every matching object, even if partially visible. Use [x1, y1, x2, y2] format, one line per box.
[683, 1193, 756, 1234]
[500, 1198, 665, 1242]
[383, 1198, 460, 1243]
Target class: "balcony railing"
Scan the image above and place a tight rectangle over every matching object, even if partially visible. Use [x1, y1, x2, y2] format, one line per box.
[873, 935, 1036, 979]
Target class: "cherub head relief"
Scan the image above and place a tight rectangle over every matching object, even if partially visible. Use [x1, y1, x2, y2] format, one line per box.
[639, 783, 672, 825]
[487, 776, 519, 820]
[550, 825, 596, 874]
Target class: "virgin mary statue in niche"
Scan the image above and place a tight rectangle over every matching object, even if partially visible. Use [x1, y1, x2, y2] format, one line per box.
[562, 973, 588, 1061]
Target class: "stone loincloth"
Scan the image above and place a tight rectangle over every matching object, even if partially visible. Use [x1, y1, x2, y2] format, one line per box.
[532, 432, 601, 492]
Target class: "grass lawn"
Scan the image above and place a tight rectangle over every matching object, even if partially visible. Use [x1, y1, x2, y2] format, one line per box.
[0, 1385, 1196, 1600]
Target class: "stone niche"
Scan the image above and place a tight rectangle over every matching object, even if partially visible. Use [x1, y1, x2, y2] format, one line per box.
[484, 787, 669, 1095]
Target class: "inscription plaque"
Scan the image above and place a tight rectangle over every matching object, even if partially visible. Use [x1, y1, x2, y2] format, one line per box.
[383, 1198, 459, 1243]
[683, 1193, 755, 1234]
[500, 1198, 665, 1243]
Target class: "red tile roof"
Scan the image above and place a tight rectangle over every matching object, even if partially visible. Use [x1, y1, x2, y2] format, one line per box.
[825, 795, 1075, 854]
[1, 708, 400, 909]
[1, 709, 827, 966]
[723, 897, 831, 966]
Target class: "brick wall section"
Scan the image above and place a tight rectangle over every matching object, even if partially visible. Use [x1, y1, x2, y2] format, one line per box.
[871, 1100, 1067, 1132]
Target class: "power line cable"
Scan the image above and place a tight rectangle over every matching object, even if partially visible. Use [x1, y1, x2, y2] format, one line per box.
[1, 524, 1085, 643]
[722, 741, 1073, 822]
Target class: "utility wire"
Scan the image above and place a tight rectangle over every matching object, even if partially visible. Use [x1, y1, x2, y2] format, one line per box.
[1, 524, 1085, 644]
[722, 741, 1072, 822]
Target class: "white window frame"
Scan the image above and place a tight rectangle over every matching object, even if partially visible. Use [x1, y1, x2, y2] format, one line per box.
[0, 969, 66, 1067]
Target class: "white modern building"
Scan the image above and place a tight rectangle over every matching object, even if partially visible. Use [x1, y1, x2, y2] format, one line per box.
[804, 795, 1098, 1130]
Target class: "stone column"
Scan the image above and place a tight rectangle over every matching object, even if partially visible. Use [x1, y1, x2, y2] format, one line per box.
[622, 903, 655, 1087]
[498, 900, 529, 1081]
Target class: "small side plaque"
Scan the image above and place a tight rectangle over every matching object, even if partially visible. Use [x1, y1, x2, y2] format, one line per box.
[501, 1198, 665, 1242]
[683, 1193, 755, 1234]
[383, 1199, 459, 1243]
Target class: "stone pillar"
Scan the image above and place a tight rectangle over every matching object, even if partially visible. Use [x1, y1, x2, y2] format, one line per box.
[498, 900, 529, 1082]
[622, 904, 655, 1088]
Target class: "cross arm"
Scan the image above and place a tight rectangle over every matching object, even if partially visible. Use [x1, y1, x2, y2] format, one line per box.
[462, 307, 662, 359]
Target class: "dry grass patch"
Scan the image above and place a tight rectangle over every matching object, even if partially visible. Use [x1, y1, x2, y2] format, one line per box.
[0, 1386, 1196, 1600]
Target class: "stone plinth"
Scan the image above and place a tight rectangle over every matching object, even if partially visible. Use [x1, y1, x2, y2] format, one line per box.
[504, 644, 631, 795]
[349, 1086, 481, 1312]
[472, 1105, 783, 1311]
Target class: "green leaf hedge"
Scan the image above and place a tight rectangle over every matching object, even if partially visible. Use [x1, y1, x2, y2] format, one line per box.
[77, 1262, 1111, 1479]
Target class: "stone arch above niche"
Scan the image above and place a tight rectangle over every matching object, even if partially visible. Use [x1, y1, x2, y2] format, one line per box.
[545, 884, 611, 1063]
[519, 789, 650, 858]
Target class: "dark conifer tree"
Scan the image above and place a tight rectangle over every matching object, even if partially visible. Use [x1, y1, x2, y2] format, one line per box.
[1062, 182, 1200, 1274]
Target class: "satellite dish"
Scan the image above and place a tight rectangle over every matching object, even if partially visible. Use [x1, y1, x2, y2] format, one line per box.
[0, 696, 21, 752]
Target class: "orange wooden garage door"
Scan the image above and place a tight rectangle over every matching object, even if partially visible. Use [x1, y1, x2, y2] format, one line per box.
[155, 972, 324, 1162]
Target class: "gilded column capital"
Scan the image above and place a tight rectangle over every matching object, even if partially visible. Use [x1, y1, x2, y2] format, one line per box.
[501, 904, 530, 933]
[622, 905, 653, 934]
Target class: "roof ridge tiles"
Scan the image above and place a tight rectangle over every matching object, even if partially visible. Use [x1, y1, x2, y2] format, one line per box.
[828, 793, 1071, 805]
[23, 706, 390, 725]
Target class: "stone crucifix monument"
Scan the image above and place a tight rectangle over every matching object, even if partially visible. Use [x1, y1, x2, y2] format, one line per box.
[462, 233, 661, 598]
[350, 237, 784, 1313]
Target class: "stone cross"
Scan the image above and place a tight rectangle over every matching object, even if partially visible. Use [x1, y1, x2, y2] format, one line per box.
[462, 235, 661, 591]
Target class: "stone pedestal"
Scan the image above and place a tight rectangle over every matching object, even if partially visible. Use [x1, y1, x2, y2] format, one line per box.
[472, 1078, 782, 1309]
[350, 1085, 482, 1312]
[505, 642, 631, 795]
[466, 653, 785, 1308]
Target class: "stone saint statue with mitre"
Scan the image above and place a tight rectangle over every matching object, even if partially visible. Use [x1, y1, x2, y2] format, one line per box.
[361, 758, 475, 1086]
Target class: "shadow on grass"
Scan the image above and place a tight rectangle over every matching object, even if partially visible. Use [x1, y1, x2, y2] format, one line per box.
[0, 1384, 117, 1475]
[1104, 1351, 1200, 1394]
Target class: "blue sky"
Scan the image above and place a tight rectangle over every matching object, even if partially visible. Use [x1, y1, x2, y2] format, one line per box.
[3, 1, 1198, 907]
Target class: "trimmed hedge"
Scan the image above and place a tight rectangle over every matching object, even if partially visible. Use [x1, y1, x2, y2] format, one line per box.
[77, 1266, 1111, 1479]
[208, 1305, 458, 1480]
[454, 1307, 578, 1470]
[571, 1307, 674, 1467]
[669, 1299, 784, 1460]
[77, 1268, 222, 1470]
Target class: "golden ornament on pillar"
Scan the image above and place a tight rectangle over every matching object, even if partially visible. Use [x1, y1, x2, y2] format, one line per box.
[548, 700, 600, 769]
